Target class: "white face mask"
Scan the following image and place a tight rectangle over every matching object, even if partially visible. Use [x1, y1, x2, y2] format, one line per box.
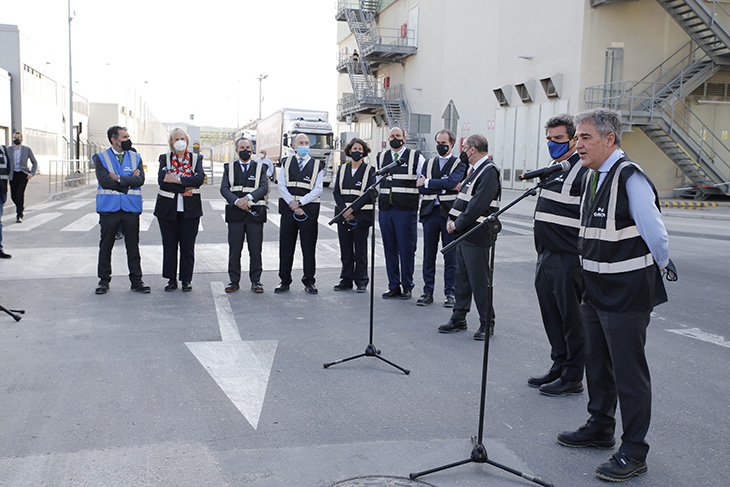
[173, 140, 187, 151]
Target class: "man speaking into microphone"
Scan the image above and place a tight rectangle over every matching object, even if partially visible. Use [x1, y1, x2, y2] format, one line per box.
[528, 114, 588, 397]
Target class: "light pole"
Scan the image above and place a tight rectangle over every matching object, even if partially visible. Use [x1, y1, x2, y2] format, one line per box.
[256, 74, 268, 120]
[68, 0, 75, 162]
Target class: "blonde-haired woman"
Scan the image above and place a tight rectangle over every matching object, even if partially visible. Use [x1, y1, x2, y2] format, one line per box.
[153, 128, 205, 292]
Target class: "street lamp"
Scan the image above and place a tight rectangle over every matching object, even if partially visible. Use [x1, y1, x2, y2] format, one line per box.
[256, 74, 268, 120]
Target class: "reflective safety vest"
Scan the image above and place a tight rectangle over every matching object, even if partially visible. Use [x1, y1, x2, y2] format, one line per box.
[227, 159, 265, 206]
[376, 148, 420, 211]
[533, 152, 587, 254]
[448, 160, 500, 225]
[96, 148, 143, 213]
[336, 161, 374, 211]
[579, 158, 667, 312]
[278, 156, 325, 215]
[419, 155, 461, 218]
[157, 152, 201, 200]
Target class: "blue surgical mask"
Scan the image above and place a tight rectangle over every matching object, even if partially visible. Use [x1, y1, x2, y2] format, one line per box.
[296, 146, 310, 157]
[548, 140, 570, 160]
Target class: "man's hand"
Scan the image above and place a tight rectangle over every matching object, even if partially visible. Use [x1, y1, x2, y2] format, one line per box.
[453, 182, 462, 191]
[236, 198, 250, 211]
[27, 173, 33, 180]
[182, 187, 194, 197]
[446, 220, 456, 234]
[163, 172, 180, 184]
[288, 200, 300, 211]
[110, 173, 120, 182]
[132, 169, 140, 176]
[343, 208, 354, 221]
[294, 207, 306, 217]
[416, 175, 426, 188]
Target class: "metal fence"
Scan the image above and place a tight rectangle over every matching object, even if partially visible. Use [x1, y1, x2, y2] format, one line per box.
[48, 159, 94, 194]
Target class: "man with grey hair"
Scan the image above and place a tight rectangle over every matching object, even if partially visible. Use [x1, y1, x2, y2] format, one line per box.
[439, 133, 499, 340]
[528, 114, 588, 397]
[275, 133, 324, 294]
[557, 108, 669, 482]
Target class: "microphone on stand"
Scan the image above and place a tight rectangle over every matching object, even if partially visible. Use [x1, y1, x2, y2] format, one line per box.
[375, 158, 407, 177]
[519, 160, 571, 181]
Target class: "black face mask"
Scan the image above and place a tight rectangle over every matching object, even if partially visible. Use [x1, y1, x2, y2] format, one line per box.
[436, 144, 450, 157]
[13, 138, 21, 145]
[239, 149, 252, 161]
[389, 138, 404, 150]
[350, 151, 364, 162]
[459, 151, 470, 165]
[120, 139, 133, 151]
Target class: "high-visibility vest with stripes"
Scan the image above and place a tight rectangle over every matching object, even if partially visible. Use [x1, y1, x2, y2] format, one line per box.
[419, 155, 462, 218]
[448, 160, 500, 226]
[279, 156, 324, 206]
[533, 152, 587, 254]
[226, 159, 265, 206]
[155, 152, 202, 208]
[376, 148, 421, 211]
[95, 148, 143, 213]
[334, 161, 376, 225]
[579, 158, 667, 312]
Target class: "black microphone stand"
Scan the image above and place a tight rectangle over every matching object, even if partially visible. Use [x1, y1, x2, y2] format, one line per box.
[410, 180, 552, 486]
[323, 166, 410, 375]
[1, 305, 25, 322]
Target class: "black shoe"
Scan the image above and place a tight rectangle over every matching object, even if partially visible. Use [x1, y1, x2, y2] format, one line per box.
[274, 283, 290, 293]
[539, 378, 584, 397]
[333, 281, 352, 291]
[557, 425, 616, 449]
[382, 287, 402, 299]
[473, 325, 487, 340]
[16, 216, 22, 223]
[225, 282, 240, 293]
[443, 295, 455, 308]
[251, 282, 264, 293]
[355, 284, 367, 293]
[115, 231, 123, 240]
[400, 289, 412, 300]
[181, 281, 192, 292]
[595, 452, 647, 482]
[416, 294, 433, 306]
[165, 279, 178, 291]
[304, 284, 318, 295]
[527, 371, 561, 388]
[0, 250, 11, 259]
[95, 280, 110, 295]
[438, 319, 467, 333]
[131, 281, 151, 293]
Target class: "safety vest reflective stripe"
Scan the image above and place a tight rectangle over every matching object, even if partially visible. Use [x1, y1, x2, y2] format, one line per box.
[392, 173, 417, 180]
[581, 224, 640, 241]
[421, 194, 437, 201]
[340, 189, 362, 195]
[538, 190, 580, 205]
[99, 150, 117, 175]
[534, 211, 581, 229]
[439, 194, 457, 201]
[448, 208, 487, 224]
[158, 188, 200, 198]
[582, 254, 654, 274]
[288, 181, 315, 188]
[391, 187, 419, 194]
[360, 203, 374, 210]
[338, 162, 371, 198]
[283, 157, 320, 191]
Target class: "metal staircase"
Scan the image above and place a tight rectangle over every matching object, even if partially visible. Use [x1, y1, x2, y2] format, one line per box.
[335, 0, 426, 152]
[586, 0, 730, 197]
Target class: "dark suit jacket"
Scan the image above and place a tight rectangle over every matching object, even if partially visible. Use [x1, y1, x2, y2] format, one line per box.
[0, 146, 8, 200]
[5, 145, 38, 176]
[154, 152, 205, 220]
[452, 160, 501, 247]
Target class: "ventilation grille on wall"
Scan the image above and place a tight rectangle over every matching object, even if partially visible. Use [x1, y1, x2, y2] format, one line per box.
[691, 82, 730, 98]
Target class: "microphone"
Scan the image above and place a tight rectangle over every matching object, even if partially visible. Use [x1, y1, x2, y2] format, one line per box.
[375, 158, 407, 177]
[519, 160, 571, 181]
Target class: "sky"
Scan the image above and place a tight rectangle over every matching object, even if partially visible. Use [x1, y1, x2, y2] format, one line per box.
[2, 0, 339, 128]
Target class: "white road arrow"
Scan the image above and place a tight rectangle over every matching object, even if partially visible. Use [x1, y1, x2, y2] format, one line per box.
[185, 282, 278, 429]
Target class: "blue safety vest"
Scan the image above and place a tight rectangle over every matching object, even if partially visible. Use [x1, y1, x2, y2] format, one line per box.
[96, 148, 143, 213]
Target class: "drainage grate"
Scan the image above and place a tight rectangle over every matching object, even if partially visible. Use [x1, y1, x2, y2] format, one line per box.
[328, 476, 439, 487]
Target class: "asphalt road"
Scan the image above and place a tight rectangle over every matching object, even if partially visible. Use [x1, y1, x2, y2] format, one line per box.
[0, 177, 728, 487]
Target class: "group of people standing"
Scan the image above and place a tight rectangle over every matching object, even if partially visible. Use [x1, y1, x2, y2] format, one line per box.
[91, 107, 670, 482]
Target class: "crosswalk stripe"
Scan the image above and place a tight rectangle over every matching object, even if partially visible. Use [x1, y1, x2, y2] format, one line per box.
[209, 201, 226, 211]
[6, 212, 62, 231]
[139, 213, 155, 232]
[59, 200, 94, 210]
[61, 213, 99, 232]
[318, 216, 338, 233]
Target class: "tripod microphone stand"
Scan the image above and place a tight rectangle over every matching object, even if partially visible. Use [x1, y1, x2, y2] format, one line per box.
[410, 182, 552, 486]
[323, 169, 410, 375]
[1, 305, 25, 322]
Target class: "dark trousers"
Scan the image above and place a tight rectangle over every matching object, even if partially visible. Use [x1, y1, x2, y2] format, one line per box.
[98, 211, 142, 284]
[279, 212, 318, 286]
[379, 207, 417, 291]
[228, 220, 264, 284]
[535, 250, 584, 382]
[451, 242, 495, 327]
[10, 172, 28, 218]
[421, 209, 455, 296]
[582, 302, 652, 461]
[158, 213, 199, 283]
[337, 221, 370, 287]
